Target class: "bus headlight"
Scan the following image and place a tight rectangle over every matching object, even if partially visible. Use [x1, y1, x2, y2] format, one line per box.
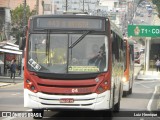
[96, 77, 109, 94]
[122, 77, 127, 82]
[26, 79, 37, 93]
[96, 81, 108, 94]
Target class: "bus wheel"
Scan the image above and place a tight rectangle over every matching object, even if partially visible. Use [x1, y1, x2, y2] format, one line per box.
[129, 87, 132, 94]
[122, 91, 128, 97]
[32, 109, 44, 119]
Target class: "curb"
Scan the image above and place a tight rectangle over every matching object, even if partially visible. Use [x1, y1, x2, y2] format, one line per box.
[147, 85, 158, 111]
[0, 82, 23, 88]
[136, 68, 160, 80]
[157, 86, 160, 110]
[0, 80, 23, 83]
[0, 83, 12, 87]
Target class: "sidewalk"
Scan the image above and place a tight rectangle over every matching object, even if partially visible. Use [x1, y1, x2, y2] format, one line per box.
[136, 69, 160, 112]
[0, 76, 23, 87]
[137, 70, 160, 80]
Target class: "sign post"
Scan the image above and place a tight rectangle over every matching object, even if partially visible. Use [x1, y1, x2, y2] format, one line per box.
[128, 25, 160, 37]
[128, 25, 160, 73]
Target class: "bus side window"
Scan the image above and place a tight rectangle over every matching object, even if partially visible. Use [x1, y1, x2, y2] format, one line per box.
[112, 32, 119, 61]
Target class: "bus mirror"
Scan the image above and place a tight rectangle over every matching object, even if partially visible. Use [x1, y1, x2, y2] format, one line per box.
[19, 37, 26, 50]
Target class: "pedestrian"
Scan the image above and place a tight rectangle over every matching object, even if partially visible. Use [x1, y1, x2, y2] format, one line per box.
[10, 59, 17, 79]
[155, 59, 160, 72]
[18, 64, 21, 76]
[154, 55, 158, 61]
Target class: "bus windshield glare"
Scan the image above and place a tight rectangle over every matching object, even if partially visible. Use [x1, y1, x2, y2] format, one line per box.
[28, 33, 108, 74]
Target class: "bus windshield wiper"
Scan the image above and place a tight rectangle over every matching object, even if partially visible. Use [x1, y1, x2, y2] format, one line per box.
[69, 31, 91, 48]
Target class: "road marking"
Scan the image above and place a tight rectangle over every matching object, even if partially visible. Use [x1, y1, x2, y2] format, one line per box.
[0, 83, 23, 88]
[11, 93, 21, 96]
[135, 82, 151, 88]
[134, 80, 155, 84]
[26, 109, 32, 111]
[147, 85, 157, 111]
[147, 85, 160, 119]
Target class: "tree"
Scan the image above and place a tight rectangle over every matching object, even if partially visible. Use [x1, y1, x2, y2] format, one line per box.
[10, 4, 36, 44]
[152, 0, 160, 18]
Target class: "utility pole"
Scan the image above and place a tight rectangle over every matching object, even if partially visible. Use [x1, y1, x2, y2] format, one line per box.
[83, 0, 84, 12]
[66, 0, 68, 11]
[36, 0, 39, 15]
[21, 0, 26, 78]
[22, 0, 26, 29]
[42, 0, 44, 14]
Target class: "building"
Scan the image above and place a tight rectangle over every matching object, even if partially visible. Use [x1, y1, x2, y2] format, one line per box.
[53, 0, 137, 36]
[0, 0, 11, 41]
[0, 0, 54, 41]
[147, 14, 160, 70]
[54, 0, 99, 15]
[0, 40, 22, 76]
[35, 0, 55, 15]
[99, 0, 119, 12]
[0, 0, 54, 14]
[0, 0, 54, 76]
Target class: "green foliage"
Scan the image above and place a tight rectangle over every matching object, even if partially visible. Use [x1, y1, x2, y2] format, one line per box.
[152, 0, 160, 18]
[152, 0, 160, 4]
[11, 4, 36, 44]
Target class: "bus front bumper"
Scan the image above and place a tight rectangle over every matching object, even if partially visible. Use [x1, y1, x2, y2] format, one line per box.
[24, 89, 111, 110]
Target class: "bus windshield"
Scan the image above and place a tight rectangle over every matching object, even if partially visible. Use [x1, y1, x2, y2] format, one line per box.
[27, 33, 108, 74]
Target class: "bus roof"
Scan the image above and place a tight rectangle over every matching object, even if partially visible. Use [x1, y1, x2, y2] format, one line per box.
[30, 14, 108, 20]
[63, 11, 88, 15]
[110, 21, 123, 38]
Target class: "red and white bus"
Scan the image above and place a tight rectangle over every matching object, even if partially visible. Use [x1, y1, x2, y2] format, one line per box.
[123, 38, 134, 97]
[20, 15, 124, 118]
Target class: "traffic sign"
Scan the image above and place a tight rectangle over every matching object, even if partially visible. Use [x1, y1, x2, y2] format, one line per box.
[128, 25, 160, 37]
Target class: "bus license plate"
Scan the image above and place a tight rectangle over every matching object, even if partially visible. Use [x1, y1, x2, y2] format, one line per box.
[60, 98, 74, 103]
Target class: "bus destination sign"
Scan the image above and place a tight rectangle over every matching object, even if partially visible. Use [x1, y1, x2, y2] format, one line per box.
[35, 18, 105, 31]
[128, 25, 160, 37]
